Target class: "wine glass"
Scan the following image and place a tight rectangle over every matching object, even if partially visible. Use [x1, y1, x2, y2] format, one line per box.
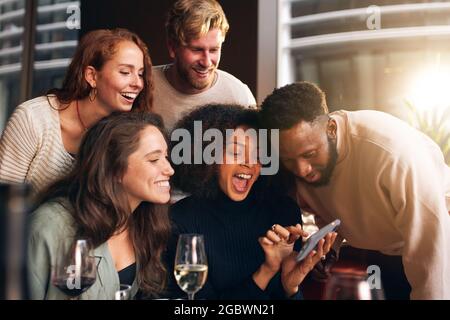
[323, 269, 384, 300]
[174, 234, 208, 300]
[51, 239, 97, 299]
[115, 284, 132, 300]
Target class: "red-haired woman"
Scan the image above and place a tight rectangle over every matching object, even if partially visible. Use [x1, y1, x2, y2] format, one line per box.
[0, 28, 154, 195]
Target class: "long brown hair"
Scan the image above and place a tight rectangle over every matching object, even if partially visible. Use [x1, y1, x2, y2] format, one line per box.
[48, 28, 153, 112]
[40, 112, 170, 297]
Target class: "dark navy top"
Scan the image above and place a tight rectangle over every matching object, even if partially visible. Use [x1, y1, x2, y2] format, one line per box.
[165, 186, 303, 300]
[118, 263, 136, 286]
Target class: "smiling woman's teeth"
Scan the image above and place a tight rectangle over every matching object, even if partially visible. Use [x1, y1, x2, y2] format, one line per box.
[121, 92, 137, 100]
[236, 173, 252, 180]
[156, 181, 170, 187]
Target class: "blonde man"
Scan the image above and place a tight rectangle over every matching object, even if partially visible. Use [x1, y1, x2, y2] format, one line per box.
[153, 0, 256, 129]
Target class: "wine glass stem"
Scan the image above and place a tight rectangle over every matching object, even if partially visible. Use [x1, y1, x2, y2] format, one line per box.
[188, 293, 195, 300]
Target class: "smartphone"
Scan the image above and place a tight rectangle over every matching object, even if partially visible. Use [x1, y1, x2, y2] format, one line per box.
[295, 219, 341, 262]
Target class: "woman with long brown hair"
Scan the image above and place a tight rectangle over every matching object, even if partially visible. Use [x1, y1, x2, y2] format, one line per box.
[0, 28, 154, 195]
[27, 112, 174, 299]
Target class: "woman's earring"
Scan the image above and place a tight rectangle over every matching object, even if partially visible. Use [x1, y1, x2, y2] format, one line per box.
[89, 87, 97, 102]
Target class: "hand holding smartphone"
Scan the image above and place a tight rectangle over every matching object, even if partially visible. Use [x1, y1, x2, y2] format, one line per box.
[295, 219, 340, 262]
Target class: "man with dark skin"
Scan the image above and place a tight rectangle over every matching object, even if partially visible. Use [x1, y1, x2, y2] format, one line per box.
[260, 81, 450, 300]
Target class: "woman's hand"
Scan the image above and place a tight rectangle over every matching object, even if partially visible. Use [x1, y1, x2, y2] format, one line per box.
[253, 223, 308, 291]
[258, 223, 308, 273]
[281, 232, 337, 297]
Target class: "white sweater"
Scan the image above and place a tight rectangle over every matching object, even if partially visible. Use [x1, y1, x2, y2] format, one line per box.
[0, 96, 75, 195]
[152, 64, 256, 130]
[295, 110, 450, 300]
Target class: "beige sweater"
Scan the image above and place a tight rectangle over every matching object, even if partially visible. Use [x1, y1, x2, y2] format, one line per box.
[295, 110, 450, 300]
[0, 96, 75, 195]
[152, 64, 256, 129]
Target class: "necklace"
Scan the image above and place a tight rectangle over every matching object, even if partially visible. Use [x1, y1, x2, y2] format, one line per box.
[76, 100, 88, 132]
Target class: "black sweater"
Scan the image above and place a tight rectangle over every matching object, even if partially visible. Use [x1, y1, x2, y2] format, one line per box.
[165, 187, 303, 300]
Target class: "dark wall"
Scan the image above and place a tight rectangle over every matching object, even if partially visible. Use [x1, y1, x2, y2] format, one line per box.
[80, 0, 258, 96]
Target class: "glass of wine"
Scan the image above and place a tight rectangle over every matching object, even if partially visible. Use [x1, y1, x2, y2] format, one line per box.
[174, 234, 208, 300]
[115, 284, 132, 300]
[323, 269, 385, 300]
[51, 239, 97, 300]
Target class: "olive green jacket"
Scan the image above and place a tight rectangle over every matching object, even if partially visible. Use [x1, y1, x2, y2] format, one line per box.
[27, 199, 139, 300]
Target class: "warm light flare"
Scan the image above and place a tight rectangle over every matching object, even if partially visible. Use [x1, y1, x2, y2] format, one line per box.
[406, 68, 450, 113]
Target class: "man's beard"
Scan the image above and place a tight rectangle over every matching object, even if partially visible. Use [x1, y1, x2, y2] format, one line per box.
[298, 135, 338, 187]
[175, 58, 214, 91]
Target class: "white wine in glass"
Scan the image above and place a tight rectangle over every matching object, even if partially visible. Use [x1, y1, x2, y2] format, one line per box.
[174, 234, 208, 300]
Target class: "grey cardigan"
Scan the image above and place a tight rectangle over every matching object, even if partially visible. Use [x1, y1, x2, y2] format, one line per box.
[27, 199, 139, 299]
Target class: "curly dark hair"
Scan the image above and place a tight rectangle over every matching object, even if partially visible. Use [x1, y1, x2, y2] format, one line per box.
[171, 104, 260, 199]
[260, 81, 329, 130]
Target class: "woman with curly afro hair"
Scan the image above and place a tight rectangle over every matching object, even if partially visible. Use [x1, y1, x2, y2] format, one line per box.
[164, 104, 336, 300]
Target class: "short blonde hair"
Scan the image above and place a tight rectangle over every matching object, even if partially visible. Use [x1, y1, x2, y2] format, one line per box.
[166, 0, 229, 46]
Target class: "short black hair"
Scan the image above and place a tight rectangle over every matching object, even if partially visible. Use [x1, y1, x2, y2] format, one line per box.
[171, 104, 259, 199]
[260, 81, 328, 130]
